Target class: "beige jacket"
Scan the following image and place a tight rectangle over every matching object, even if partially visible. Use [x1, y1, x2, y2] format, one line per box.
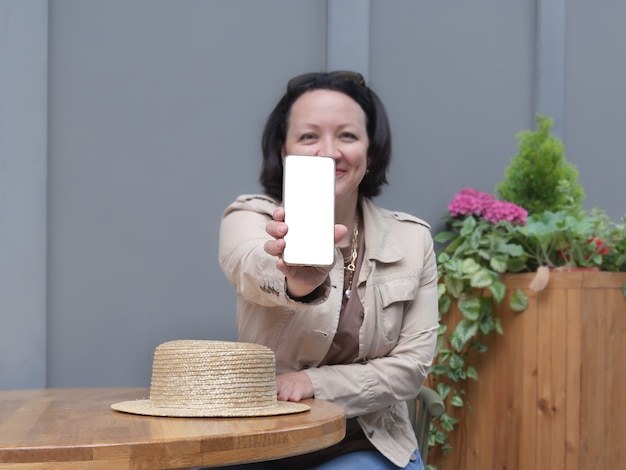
[219, 194, 439, 467]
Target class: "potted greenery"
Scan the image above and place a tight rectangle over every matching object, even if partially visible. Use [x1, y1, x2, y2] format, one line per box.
[495, 114, 585, 214]
[427, 115, 626, 467]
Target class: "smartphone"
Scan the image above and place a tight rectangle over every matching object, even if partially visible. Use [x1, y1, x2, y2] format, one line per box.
[282, 155, 335, 266]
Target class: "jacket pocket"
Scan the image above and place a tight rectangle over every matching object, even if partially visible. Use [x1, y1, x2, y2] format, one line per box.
[376, 277, 417, 342]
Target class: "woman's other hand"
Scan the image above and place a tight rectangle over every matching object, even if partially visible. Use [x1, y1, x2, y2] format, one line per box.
[265, 207, 347, 298]
[276, 371, 314, 402]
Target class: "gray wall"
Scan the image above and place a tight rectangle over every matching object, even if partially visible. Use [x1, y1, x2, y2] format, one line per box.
[2, 0, 625, 389]
[46, 0, 326, 387]
[0, 0, 48, 389]
[565, 0, 626, 213]
[371, 1, 536, 218]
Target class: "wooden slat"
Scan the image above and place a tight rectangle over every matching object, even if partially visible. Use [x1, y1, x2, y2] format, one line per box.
[519, 291, 539, 469]
[494, 297, 523, 468]
[608, 289, 625, 468]
[463, 350, 480, 470]
[491, 308, 506, 469]
[550, 288, 567, 470]
[564, 287, 581, 469]
[536, 288, 554, 467]
[580, 291, 605, 469]
[477, 326, 495, 470]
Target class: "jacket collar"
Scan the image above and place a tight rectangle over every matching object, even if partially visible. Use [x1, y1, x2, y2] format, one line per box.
[360, 198, 404, 264]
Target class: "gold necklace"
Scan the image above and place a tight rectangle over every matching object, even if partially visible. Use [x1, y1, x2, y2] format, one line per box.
[344, 220, 359, 299]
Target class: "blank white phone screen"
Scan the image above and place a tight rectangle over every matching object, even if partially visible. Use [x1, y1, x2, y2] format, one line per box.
[283, 155, 335, 266]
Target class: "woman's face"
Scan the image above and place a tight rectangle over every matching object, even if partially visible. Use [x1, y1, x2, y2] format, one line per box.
[283, 89, 369, 205]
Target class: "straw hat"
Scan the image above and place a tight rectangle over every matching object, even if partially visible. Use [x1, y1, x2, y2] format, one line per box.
[111, 340, 310, 417]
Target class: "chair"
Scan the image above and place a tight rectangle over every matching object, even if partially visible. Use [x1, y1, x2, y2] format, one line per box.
[407, 386, 445, 465]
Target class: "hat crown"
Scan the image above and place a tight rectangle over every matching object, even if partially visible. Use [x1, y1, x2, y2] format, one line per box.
[111, 340, 310, 417]
[149, 340, 276, 411]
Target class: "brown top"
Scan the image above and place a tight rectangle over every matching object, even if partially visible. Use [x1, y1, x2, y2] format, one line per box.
[321, 216, 366, 366]
[0, 387, 346, 469]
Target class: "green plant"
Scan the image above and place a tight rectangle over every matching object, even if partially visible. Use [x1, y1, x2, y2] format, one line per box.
[514, 208, 608, 270]
[495, 114, 585, 214]
[429, 188, 626, 460]
[429, 116, 626, 463]
[595, 212, 626, 272]
[429, 189, 529, 457]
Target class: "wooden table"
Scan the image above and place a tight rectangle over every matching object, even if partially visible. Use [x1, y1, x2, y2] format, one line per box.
[0, 388, 346, 469]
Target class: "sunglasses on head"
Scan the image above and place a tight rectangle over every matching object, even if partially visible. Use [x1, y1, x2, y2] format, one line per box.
[286, 71, 366, 95]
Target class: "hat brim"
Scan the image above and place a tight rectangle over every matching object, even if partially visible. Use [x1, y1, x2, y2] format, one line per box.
[111, 399, 310, 417]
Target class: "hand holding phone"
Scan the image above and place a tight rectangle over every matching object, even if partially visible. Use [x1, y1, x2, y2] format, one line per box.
[282, 155, 335, 266]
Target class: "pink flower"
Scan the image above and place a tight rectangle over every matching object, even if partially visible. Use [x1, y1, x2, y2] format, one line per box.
[447, 188, 527, 225]
[448, 188, 493, 217]
[483, 200, 528, 225]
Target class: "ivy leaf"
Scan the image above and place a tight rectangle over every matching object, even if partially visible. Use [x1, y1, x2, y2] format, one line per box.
[499, 242, 524, 257]
[460, 216, 477, 237]
[495, 317, 503, 334]
[433, 428, 448, 444]
[437, 283, 447, 298]
[488, 281, 506, 303]
[436, 251, 450, 264]
[429, 364, 447, 375]
[510, 288, 529, 312]
[479, 315, 495, 335]
[506, 257, 528, 272]
[440, 414, 459, 433]
[437, 350, 450, 363]
[489, 257, 508, 273]
[450, 395, 464, 407]
[470, 270, 492, 288]
[451, 319, 479, 352]
[437, 383, 452, 400]
[449, 353, 465, 370]
[461, 258, 481, 274]
[445, 276, 464, 298]
[466, 366, 479, 380]
[434, 231, 458, 244]
[458, 298, 481, 321]
[473, 342, 488, 353]
[440, 414, 456, 431]
[439, 294, 451, 315]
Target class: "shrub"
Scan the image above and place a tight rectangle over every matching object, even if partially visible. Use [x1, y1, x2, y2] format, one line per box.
[495, 115, 585, 214]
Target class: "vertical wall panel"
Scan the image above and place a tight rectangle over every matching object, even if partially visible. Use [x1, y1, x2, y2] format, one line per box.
[536, 0, 566, 137]
[565, 0, 626, 220]
[0, 0, 48, 389]
[327, 0, 370, 77]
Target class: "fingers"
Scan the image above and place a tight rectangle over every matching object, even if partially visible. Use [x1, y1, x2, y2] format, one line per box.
[264, 208, 288, 258]
[266, 210, 347, 274]
[266, 219, 287, 240]
[276, 372, 314, 402]
[277, 382, 302, 402]
[275, 257, 294, 277]
[273, 207, 285, 222]
[264, 237, 285, 257]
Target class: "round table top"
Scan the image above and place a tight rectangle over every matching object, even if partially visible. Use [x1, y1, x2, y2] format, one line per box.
[0, 387, 346, 469]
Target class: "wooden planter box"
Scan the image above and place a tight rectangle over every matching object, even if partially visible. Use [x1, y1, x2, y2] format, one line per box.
[435, 271, 626, 470]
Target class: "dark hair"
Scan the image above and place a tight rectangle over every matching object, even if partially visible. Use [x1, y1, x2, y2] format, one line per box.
[260, 71, 392, 201]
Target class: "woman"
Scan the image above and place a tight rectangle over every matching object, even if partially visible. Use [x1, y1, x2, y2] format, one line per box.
[218, 71, 438, 469]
